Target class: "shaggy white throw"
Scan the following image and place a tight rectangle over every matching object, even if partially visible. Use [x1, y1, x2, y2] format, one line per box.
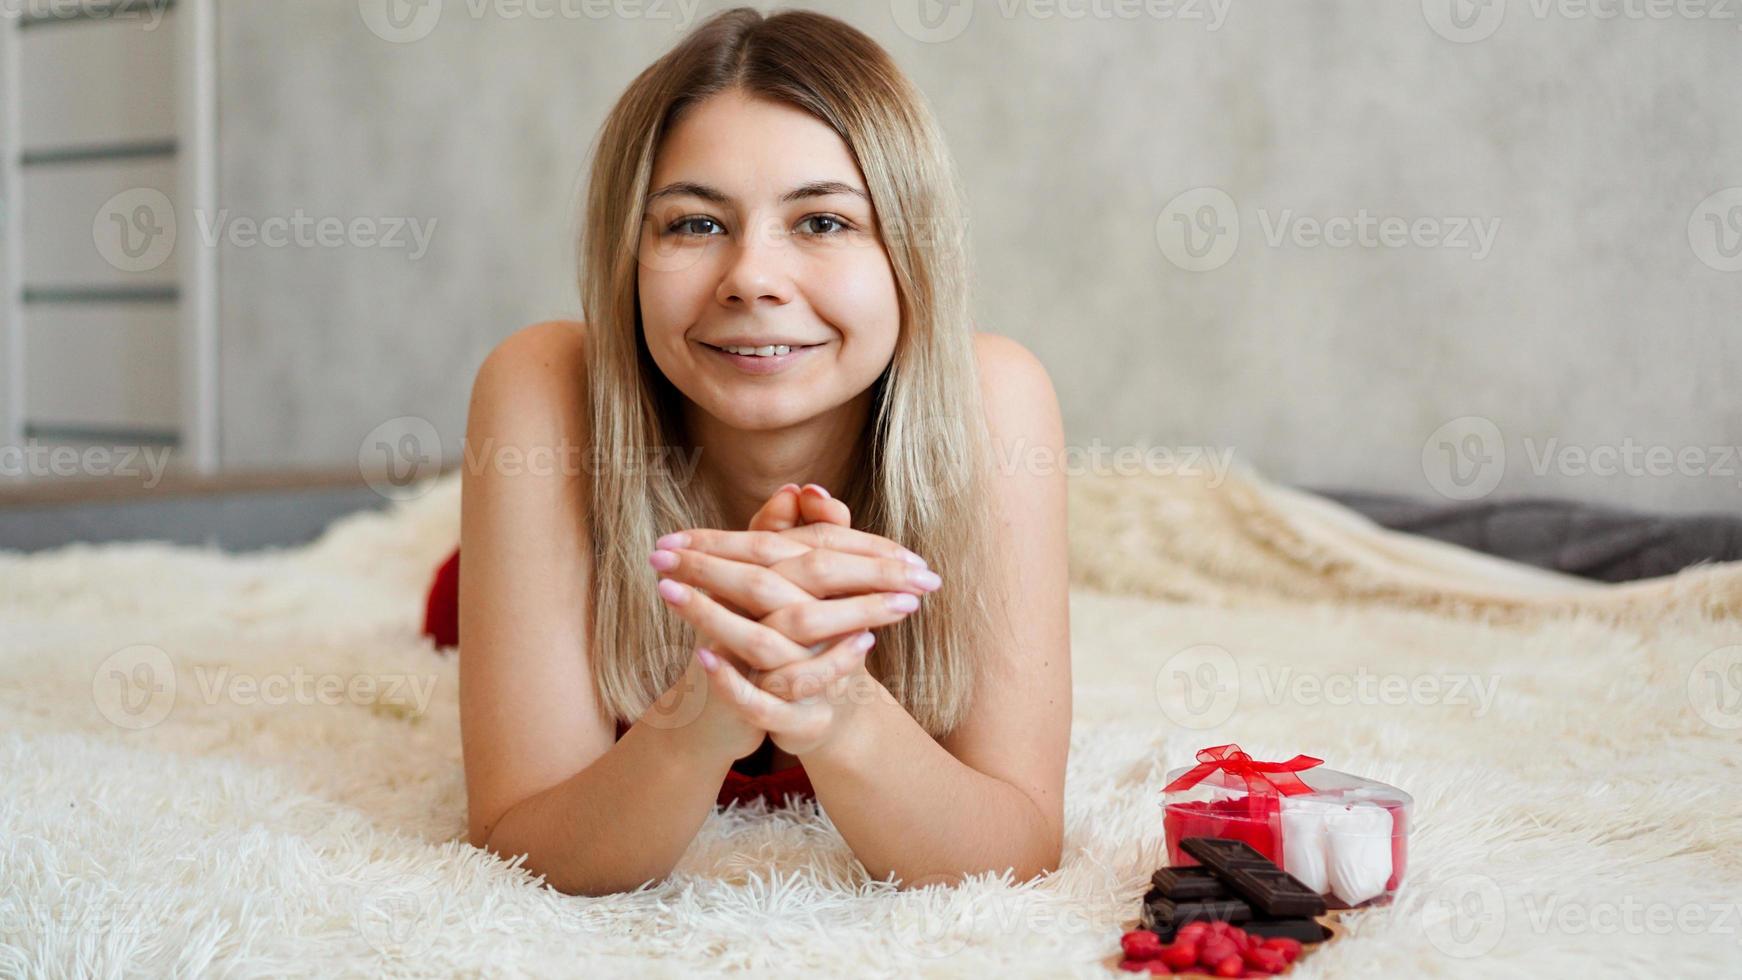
[3, 465, 1740, 977]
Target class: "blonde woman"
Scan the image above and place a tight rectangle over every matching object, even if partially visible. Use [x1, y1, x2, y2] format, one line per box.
[424, 7, 1070, 897]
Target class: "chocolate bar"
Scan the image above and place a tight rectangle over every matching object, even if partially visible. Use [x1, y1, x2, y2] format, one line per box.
[1150, 897, 1252, 925]
[1180, 837, 1327, 918]
[1149, 865, 1227, 901]
[1240, 918, 1332, 942]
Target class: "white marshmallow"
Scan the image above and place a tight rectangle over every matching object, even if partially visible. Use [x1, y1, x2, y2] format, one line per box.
[1279, 797, 1333, 894]
[1324, 802, 1394, 906]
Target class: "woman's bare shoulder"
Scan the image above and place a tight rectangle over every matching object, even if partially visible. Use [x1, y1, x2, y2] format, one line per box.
[479, 319, 590, 385]
[971, 331, 1057, 416]
[470, 320, 591, 436]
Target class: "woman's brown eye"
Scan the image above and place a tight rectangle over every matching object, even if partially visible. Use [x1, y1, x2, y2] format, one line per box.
[802, 215, 849, 235]
[668, 217, 722, 236]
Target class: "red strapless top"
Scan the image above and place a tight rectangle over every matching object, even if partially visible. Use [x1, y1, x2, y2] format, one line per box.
[422, 546, 813, 808]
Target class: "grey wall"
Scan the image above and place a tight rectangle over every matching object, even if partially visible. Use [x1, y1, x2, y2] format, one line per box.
[217, 0, 1742, 515]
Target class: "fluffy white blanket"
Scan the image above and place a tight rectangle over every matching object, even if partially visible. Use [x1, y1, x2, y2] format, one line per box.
[3, 466, 1739, 977]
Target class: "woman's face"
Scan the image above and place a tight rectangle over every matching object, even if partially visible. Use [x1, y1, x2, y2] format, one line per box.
[637, 89, 900, 432]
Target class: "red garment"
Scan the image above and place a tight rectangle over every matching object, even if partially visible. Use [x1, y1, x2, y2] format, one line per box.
[422, 546, 814, 808]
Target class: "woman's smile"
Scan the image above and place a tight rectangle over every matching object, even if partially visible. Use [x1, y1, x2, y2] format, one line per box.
[697, 338, 828, 375]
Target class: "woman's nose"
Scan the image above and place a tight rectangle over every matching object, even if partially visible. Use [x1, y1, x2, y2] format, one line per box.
[716, 216, 796, 308]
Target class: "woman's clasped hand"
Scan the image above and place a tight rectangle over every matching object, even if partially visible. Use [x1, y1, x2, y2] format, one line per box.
[646, 483, 940, 757]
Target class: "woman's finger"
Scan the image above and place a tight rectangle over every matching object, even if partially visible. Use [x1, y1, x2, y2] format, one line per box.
[650, 548, 815, 618]
[698, 645, 808, 730]
[659, 525, 925, 569]
[760, 592, 920, 647]
[748, 484, 803, 532]
[798, 484, 852, 527]
[756, 631, 874, 704]
[659, 546, 937, 607]
[657, 577, 818, 671]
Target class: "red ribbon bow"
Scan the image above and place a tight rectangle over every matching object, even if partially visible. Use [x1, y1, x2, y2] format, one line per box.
[1162, 744, 1323, 797]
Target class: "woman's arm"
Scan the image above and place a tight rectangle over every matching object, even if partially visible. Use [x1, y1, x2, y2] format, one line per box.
[459, 321, 739, 896]
[797, 333, 1073, 886]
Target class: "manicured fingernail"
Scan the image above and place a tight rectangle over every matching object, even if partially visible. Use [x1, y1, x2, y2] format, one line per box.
[886, 592, 920, 612]
[898, 549, 928, 568]
[648, 549, 679, 571]
[657, 578, 689, 603]
[802, 484, 831, 499]
[854, 631, 875, 651]
[909, 568, 942, 591]
[697, 647, 719, 670]
[656, 532, 690, 549]
[779, 483, 801, 494]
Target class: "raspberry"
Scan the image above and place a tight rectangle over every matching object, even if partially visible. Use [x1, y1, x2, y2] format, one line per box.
[1243, 946, 1287, 974]
[1227, 927, 1251, 953]
[1262, 937, 1303, 963]
[1199, 938, 1237, 967]
[1177, 921, 1211, 942]
[1122, 930, 1164, 960]
[1118, 958, 1153, 972]
[1159, 943, 1198, 970]
[1213, 954, 1244, 977]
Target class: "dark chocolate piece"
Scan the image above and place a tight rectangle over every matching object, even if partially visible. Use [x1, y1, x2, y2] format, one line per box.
[1150, 897, 1252, 925]
[1150, 865, 1227, 900]
[1179, 837, 1328, 918]
[1241, 918, 1332, 943]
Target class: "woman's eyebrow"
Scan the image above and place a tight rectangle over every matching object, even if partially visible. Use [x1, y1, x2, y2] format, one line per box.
[646, 179, 869, 205]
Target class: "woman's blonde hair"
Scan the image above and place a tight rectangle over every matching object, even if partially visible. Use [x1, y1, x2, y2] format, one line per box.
[578, 6, 1003, 739]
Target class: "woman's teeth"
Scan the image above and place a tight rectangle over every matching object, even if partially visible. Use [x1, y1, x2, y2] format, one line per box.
[720, 344, 791, 357]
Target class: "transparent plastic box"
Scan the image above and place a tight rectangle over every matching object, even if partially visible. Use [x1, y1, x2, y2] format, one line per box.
[1161, 746, 1412, 908]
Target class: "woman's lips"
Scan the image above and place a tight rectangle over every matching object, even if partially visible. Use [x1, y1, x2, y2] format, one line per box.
[699, 341, 824, 375]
